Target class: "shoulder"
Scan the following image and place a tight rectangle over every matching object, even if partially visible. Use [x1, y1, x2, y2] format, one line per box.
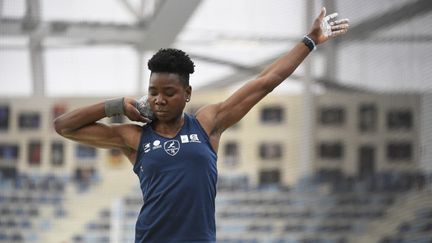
[115, 123, 147, 163]
[194, 103, 221, 135]
[114, 123, 145, 149]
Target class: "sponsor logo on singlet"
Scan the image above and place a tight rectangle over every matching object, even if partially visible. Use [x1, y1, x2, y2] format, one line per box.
[164, 140, 180, 156]
[189, 134, 201, 143]
[180, 135, 189, 143]
[152, 140, 162, 149]
[143, 143, 151, 153]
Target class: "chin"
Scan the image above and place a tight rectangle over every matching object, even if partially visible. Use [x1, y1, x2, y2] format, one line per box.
[156, 112, 182, 121]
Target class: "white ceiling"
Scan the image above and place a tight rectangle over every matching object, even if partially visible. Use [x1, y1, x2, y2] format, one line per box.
[0, 0, 431, 97]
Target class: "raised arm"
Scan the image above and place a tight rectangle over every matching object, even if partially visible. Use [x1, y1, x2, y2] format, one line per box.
[197, 7, 349, 137]
[53, 97, 148, 160]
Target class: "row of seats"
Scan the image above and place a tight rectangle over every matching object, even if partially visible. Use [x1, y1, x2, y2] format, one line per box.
[218, 210, 385, 220]
[70, 171, 432, 243]
[380, 206, 432, 243]
[0, 173, 71, 242]
[217, 223, 359, 233]
[315, 170, 430, 193]
[0, 173, 67, 192]
[217, 237, 347, 243]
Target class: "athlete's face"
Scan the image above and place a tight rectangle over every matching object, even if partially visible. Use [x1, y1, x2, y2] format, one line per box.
[148, 72, 191, 121]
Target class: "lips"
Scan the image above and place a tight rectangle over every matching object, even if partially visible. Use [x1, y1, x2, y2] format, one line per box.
[155, 110, 169, 115]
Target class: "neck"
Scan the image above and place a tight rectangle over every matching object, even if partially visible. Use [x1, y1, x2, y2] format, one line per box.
[153, 113, 184, 138]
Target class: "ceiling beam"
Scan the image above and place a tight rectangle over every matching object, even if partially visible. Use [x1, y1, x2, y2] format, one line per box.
[195, 0, 432, 92]
[0, 18, 147, 43]
[139, 0, 202, 49]
[118, 0, 141, 20]
[0, 0, 202, 47]
[193, 53, 369, 93]
[338, 0, 432, 43]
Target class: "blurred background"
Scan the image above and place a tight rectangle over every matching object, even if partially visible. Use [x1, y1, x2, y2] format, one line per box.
[1, 0, 432, 242]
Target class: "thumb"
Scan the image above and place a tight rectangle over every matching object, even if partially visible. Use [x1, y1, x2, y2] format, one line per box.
[141, 116, 152, 123]
[319, 7, 326, 20]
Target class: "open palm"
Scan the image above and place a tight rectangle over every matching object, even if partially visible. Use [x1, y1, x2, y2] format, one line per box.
[309, 7, 350, 45]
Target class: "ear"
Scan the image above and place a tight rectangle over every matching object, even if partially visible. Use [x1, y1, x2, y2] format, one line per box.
[184, 85, 192, 102]
[185, 85, 192, 99]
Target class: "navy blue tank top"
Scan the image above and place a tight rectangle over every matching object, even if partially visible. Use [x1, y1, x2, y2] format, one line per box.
[133, 113, 217, 243]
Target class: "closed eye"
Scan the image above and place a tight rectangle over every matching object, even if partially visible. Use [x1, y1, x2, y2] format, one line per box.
[164, 88, 176, 97]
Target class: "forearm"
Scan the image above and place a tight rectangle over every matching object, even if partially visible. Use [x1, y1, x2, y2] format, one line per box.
[54, 102, 106, 135]
[258, 42, 310, 85]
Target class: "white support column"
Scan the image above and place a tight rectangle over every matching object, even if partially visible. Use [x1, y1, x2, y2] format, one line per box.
[323, 0, 338, 80]
[420, 93, 432, 173]
[29, 39, 45, 96]
[26, 0, 45, 96]
[136, 47, 146, 96]
[299, 1, 316, 180]
[110, 199, 124, 243]
[0, 0, 4, 18]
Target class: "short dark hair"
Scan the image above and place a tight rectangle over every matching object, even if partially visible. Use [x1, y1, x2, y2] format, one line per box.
[147, 48, 195, 86]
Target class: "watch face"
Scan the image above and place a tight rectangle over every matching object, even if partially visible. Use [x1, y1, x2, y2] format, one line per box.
[303, 36, 315, 51]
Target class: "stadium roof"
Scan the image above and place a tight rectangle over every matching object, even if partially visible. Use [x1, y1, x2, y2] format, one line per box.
[0, 0, 431, 96]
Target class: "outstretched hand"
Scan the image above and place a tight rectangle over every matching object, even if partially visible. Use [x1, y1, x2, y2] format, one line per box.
[308, 7, 349, 45]
[124, 97, 152, 123]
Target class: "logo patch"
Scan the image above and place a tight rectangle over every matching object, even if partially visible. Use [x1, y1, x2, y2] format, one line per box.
[164, 140, 180, 156]
[180, 135, 189, 143]
[190, 134, 201, 143]
[143, 143, 151, 153]
[153, 140, 162, 149]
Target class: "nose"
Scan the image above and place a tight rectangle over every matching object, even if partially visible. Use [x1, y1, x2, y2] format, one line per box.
[155, 95, 166, 105]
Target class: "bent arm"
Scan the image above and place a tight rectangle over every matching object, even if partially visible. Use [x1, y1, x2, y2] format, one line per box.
[53, 98, 145, 152]
[54, 102, 124, 148]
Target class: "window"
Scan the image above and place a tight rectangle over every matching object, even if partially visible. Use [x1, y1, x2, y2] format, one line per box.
[109, 149, 122, 157]
[51, 142, 64, 166]
[75, 167, 96, 181]
[28, 141, 42, 166]
[75, 144, 97, 159]
[259, 169, 281, 185]
[259, 143, 282, 160]
[52, 103, 67, 120]
[318, 142, 344, 160]
[223, 142, 239, 166]
[260, 106, 284, 123]
[0, 144, 19, 162]
[0, 105, 10, 131]
[387, 142, 412, 161]
[0, 167, 17, 179]
[108, 148, 123, 165]
[358, 104, 377, 132]
[319, 106, 345, 126]
[18, 112, 41, 130]
[387, 110, 412, 130]
[358, 145, 376, 178]
[316, 169, 343, 183]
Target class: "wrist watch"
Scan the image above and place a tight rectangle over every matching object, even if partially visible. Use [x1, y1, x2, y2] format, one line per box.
[302, 35, 316, 51]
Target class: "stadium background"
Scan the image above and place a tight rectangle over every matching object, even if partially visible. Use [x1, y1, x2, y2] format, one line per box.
[0, 0, 431, 242]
